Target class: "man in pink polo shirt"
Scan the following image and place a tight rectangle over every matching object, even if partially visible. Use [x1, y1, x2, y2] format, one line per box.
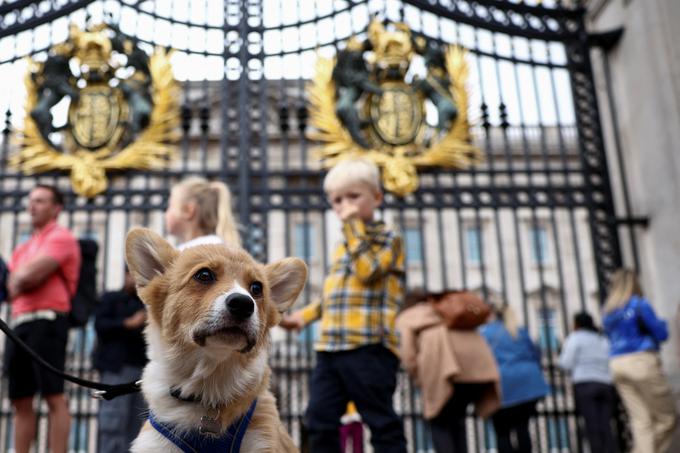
[5, 184, 80, 453]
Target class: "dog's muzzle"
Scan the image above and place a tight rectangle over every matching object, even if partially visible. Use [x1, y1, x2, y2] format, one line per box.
[191, 293, 257, 351]
[225, 293, 254, 320]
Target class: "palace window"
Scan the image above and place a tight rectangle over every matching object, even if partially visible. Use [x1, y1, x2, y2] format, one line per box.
[404, 227, 423, 266]
[538, 308, 560, 352]
[465, 226, 482, 266]
[529, 225, 550, 266]
[293, 222, 315, 261]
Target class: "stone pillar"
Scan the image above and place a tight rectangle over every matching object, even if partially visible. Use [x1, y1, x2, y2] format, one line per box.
[587, 0, 680, 428]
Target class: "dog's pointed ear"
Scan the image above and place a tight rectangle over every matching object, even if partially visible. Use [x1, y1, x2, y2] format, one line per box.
[265, 257, 308, 313]
[125, 228, 177, 287]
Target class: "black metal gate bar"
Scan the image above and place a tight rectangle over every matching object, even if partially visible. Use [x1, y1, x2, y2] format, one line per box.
[564, 34, 622, 301]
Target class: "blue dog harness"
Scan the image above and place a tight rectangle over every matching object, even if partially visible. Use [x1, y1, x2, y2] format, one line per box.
[148, 399, 257, 453]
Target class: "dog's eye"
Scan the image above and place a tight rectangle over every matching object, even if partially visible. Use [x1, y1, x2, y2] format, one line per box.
[249, 281, 263, 297]
[193, 268, 215, 284]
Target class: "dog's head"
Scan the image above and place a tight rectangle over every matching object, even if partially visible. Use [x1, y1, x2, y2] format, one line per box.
[125, 228, 307, 356]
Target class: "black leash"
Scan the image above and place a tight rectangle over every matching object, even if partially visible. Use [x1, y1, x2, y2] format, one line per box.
[0, 317, 141, 400]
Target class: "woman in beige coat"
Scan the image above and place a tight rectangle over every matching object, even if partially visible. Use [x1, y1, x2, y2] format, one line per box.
[396, 290, 501, 453]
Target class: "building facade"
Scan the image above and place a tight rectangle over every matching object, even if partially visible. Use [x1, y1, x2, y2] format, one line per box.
[587, 0, 680, 445]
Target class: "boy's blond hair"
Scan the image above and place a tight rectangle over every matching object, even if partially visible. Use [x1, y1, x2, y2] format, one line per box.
[323, 158, 382, 194]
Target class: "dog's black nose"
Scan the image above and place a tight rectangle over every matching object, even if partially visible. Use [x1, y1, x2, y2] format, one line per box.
[225, 293, 254, 320]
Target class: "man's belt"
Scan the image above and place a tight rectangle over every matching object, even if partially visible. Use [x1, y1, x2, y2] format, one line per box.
[13, 309, 65, 328]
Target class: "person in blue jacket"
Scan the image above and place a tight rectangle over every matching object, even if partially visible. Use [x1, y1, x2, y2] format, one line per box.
[603, 268, 677, 453]
[481, 304, 549, 453]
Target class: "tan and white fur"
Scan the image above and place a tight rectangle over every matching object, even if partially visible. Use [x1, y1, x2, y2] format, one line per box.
[125, 228, 306, 453]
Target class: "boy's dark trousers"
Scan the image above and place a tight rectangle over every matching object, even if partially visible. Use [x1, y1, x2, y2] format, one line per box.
[305, 344, 407, 453]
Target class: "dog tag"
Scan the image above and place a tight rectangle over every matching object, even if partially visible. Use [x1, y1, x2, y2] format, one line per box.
[199, 408, 221, 437]
[199, 416, 220, 436]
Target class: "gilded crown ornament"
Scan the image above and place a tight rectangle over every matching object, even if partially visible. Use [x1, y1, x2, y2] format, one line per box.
[308, 19, 483, 196]
[12, 22, 181, 198]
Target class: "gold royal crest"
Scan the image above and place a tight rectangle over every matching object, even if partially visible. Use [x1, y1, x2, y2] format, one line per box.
[12, 23, 180, 198]
[69, 84, 127, 150]
[308, 19, 482, 197]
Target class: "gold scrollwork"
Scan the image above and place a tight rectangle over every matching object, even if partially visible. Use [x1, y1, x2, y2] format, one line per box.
[12, 24, 180, 198]
[308, 20, 483, 197]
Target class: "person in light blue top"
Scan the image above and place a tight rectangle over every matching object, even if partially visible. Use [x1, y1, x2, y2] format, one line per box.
[559, 312, 615, 453]
[481, 304, 549, 453]
[559, 312, 612, 383]
[602, 269, 677, 453]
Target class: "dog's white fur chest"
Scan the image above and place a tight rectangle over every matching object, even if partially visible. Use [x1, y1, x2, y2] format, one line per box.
[130, 329, 269, 451]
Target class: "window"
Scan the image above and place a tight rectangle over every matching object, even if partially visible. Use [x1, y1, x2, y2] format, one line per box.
[538, 308, 560, 352]
[293, 222, 314, 260]
[404, 227, 423, 265]
[529, 225, 550, 265]
[248, 227, 264, 258]
[465, 226, 482, 265]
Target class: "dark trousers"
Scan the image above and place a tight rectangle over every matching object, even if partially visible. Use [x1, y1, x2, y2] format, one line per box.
[97, 366, 147, 453]
[429, 383, 487, 453]
[492, 400, 537, 453]
[574, 382, 617, 453]
[305, 345, 407, 453]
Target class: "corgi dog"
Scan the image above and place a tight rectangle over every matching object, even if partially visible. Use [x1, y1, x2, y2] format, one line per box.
[124, 228, 306, 453]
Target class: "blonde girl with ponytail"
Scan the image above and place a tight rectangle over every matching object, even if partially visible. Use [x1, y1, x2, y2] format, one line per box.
[164, 176, 241, 250]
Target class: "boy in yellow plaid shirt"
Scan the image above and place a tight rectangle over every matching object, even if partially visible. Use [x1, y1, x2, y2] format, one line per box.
[281, 158, 407, 453]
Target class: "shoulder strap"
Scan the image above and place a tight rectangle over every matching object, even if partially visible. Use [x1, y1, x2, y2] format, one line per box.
[56, 240, 78, 299]
[228, 399, 257, 452]
[57, 270, 74, 299]
[631, 297, 655, 339]
[148, 412, 198, 453]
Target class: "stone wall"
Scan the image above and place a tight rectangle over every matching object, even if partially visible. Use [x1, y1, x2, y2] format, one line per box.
[587, 0, 680, 432]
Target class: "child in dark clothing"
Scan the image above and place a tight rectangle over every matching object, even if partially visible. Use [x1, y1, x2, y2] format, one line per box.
[94, 269, 148, 453]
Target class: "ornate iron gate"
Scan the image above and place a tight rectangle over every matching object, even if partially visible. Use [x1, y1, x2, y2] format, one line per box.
[0, 0, 625, 451]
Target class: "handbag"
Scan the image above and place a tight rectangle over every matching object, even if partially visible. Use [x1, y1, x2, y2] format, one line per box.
[430, 291, 491, 330]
